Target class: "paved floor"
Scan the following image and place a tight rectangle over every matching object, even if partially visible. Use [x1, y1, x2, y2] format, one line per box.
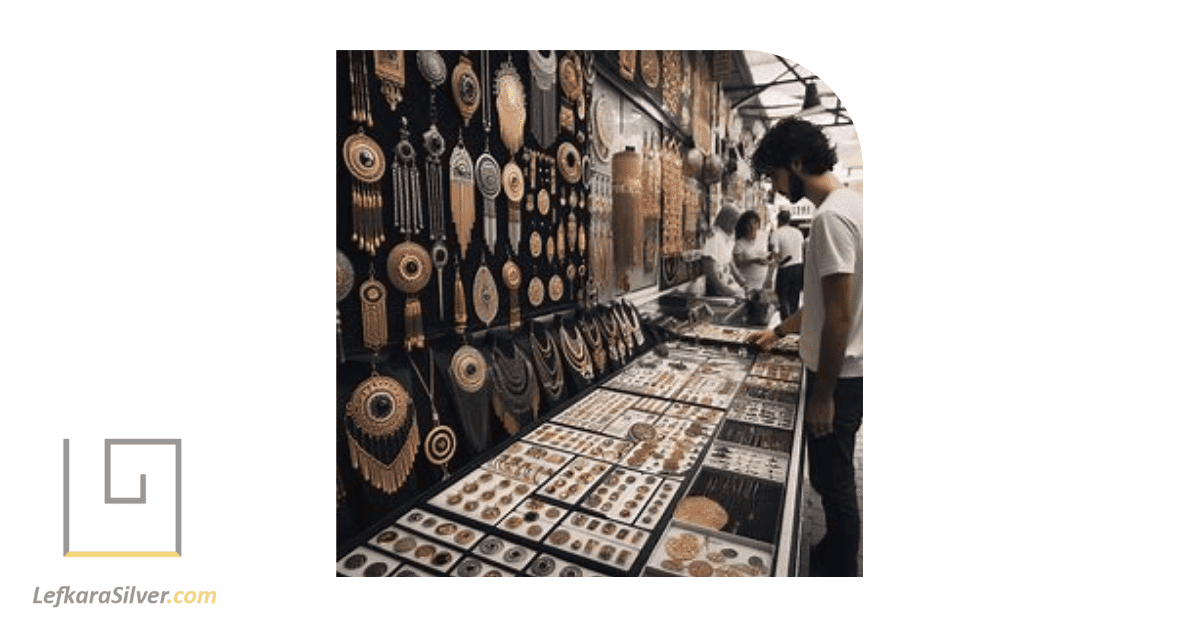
[798, 427, 863, 577]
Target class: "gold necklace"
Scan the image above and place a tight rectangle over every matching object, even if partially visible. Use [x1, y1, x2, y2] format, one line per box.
[558, 320, 594, 380]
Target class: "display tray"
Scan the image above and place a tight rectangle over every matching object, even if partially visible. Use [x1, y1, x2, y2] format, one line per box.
[704, 440, 790, 484]
[676, 322, 758, 346]
[427, 466, 538, 526]
[740, 375, 801, 404]
[337, 545, 402, 577]
[524, 552, 605, 577]
[525, 422, 634, 462]
[673, 372, 742, 409]
[392, 508, 486, 550]
[725, 397, 796, 430]
[602, 408, 662, 439]
[498, 496, 570, 542]
[469, 534, 539, 572]
[392, 563, 439, 577]
[601, 353, 703, 400]
[716, 420, 794, 454]
[620, 415, 713, 476]
[381, 532, 463, 573]
[641, 520, 774, 577]
[580, 466, 663, 525]
[535, 455, 612, 505]
[551, 388, 640, 433]
[680, 466, 785, 545]
[661, 401, 725, 425]
[749, 354, 805, 382]
[545, 510, 650, 572]
[449, 556, 517, 577]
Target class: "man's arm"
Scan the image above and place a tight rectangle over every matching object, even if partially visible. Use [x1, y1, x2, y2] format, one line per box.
[805, 272, 855, 437]
[749, 307, 802, 350]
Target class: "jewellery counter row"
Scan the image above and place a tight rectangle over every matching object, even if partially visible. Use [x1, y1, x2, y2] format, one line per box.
[337, 338, 807, 577]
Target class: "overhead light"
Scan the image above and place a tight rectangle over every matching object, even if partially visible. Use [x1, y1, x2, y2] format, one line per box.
[800, 81, 823, 114]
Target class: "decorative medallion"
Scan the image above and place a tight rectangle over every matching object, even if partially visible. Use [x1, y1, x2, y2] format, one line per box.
[502, 260, 521, 290]
[449, 141, 476, 257]
[559, 52, 582, 103]
[476, 151, 502, 255]
[359, 275, 389, 352]
[495, 56, 526, 158]
[529, 230, 542, 258]
[451, 53, 480, 127]
[387, 241, 433, 293]
[473, 265, 499, 326]
[424, 425, 457, 466]
[345, 374, 410, 437]
[537, 188, 550, 215]
[528, 276, 545, 307]
[345, 373, 419, 494]
[557, 142, 582, 184]
[450, 345, 488, 393]
[416, 51, 447, 88]
[548, 274, 563, 301]
[502, 161, 524, 202]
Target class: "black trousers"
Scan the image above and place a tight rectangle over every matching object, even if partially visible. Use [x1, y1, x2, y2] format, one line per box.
[776, 264, 804, 318]
[805, 370, 863, 576]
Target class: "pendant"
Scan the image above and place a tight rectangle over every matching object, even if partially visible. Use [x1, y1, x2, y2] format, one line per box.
[373, 50, 405, 111]
[473, 264, 499, 327]
[387, 241, 433, 351]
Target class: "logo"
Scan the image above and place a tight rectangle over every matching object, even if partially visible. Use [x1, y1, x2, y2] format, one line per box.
[62, 439, 182, 557]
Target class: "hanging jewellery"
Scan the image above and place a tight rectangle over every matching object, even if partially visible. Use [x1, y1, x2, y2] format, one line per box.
[559, 51, 583, 111]
[528, 275, 545, 308]
[453, 256, 468, 334]
[529, 322, 565, 404]
[392, 117, 422, 235]
[360, 262, 389, 353]
[528, 51, 558, 149]
[449, 343, 491, 452]
[558, 318, 594, 381]
[580, 314, 608, 374]
[348, 50, 373, 127]
[473, 264, 500, 328]
[343, 129, 386, 256]
[476, 51, 501, 256]
[417, 51, 450, 320]
[449, 136, 475, 259]
[548, 273, 563, 302]
[408, 350, 457, 473]
[489, 337, 539, 434]
[450, 52, 480, 128]
[502, 259, 522, 332]
[618, 50, 637, 82]
[388, 241, 433, 351]
[640, 50, 660, 89]
[567, 210, 577, 253]
[496, 54, 526, 254]
[337, 250, 355, 362]
[373, 50, 406, 111]
[344, 366, 419, 494]
[529, 230, 542, 258]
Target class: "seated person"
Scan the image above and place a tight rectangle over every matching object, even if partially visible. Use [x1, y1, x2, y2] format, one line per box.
[701, 204, 747, 298]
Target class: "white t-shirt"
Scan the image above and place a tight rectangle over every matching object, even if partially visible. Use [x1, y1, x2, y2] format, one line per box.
[801, 188, 863, 378]
[770, 225, 805, 268]
[701, 229, 739, 295]
[733, 232, 770, 290]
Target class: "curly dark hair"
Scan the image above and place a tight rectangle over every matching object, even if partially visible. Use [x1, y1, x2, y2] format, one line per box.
[751, 117, 838, 178]
[734, 211, 760, 241]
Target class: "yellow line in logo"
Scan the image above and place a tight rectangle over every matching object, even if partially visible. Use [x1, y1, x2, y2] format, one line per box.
[65, 552, 181, 558]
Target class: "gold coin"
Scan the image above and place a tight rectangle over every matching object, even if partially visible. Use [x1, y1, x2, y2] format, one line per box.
[687, 560, 714, 577]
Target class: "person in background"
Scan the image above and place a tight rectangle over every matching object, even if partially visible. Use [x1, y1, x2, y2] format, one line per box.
[701, 203, 747, 298]
[733, 210, 771, 293]
[770, 210, 806, 318]
[747, 117, 863, 577]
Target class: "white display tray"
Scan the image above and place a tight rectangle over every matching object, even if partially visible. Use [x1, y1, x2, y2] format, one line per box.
[545, 510, 648, 571]
[393, 508, 485, 550]
[382, 531, 463, 573]
[497, 495, 570, 542]
[525, 423, 633, 462]
[579, 466, 661, 525]
[337, 545, 401, 577]
[642, 520, 774, 577]
[551, 388, 640, 433]
[535, 455, 612, 505]
[427, 466, 537, 526]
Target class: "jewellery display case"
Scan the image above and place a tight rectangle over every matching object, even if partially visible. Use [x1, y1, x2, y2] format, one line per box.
[338, 333, 809, 577]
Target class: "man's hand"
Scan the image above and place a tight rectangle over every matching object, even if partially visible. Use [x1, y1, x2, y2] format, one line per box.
[748, 329, 780, 351]
[805, 391, 835, 438]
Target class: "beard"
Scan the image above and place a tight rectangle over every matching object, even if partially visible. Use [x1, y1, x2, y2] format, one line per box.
[786, 171, 806, 203]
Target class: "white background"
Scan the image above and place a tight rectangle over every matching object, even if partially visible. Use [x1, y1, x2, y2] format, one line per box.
[2, 2, 1198, 627]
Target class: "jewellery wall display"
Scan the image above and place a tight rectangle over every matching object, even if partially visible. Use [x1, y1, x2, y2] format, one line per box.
[527, 51, 557, 149]
[343, 130, 386, 256]
[660, 50, 682, 118]
[347, 50, 374, 127]
[337, 250, 355, 362]
[359, 268, 389, 353]
[344, 371, 420, 494]
[373, 50, 405, 111]
[387, 241, 432, 350]
[590, 93, 616, 163]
